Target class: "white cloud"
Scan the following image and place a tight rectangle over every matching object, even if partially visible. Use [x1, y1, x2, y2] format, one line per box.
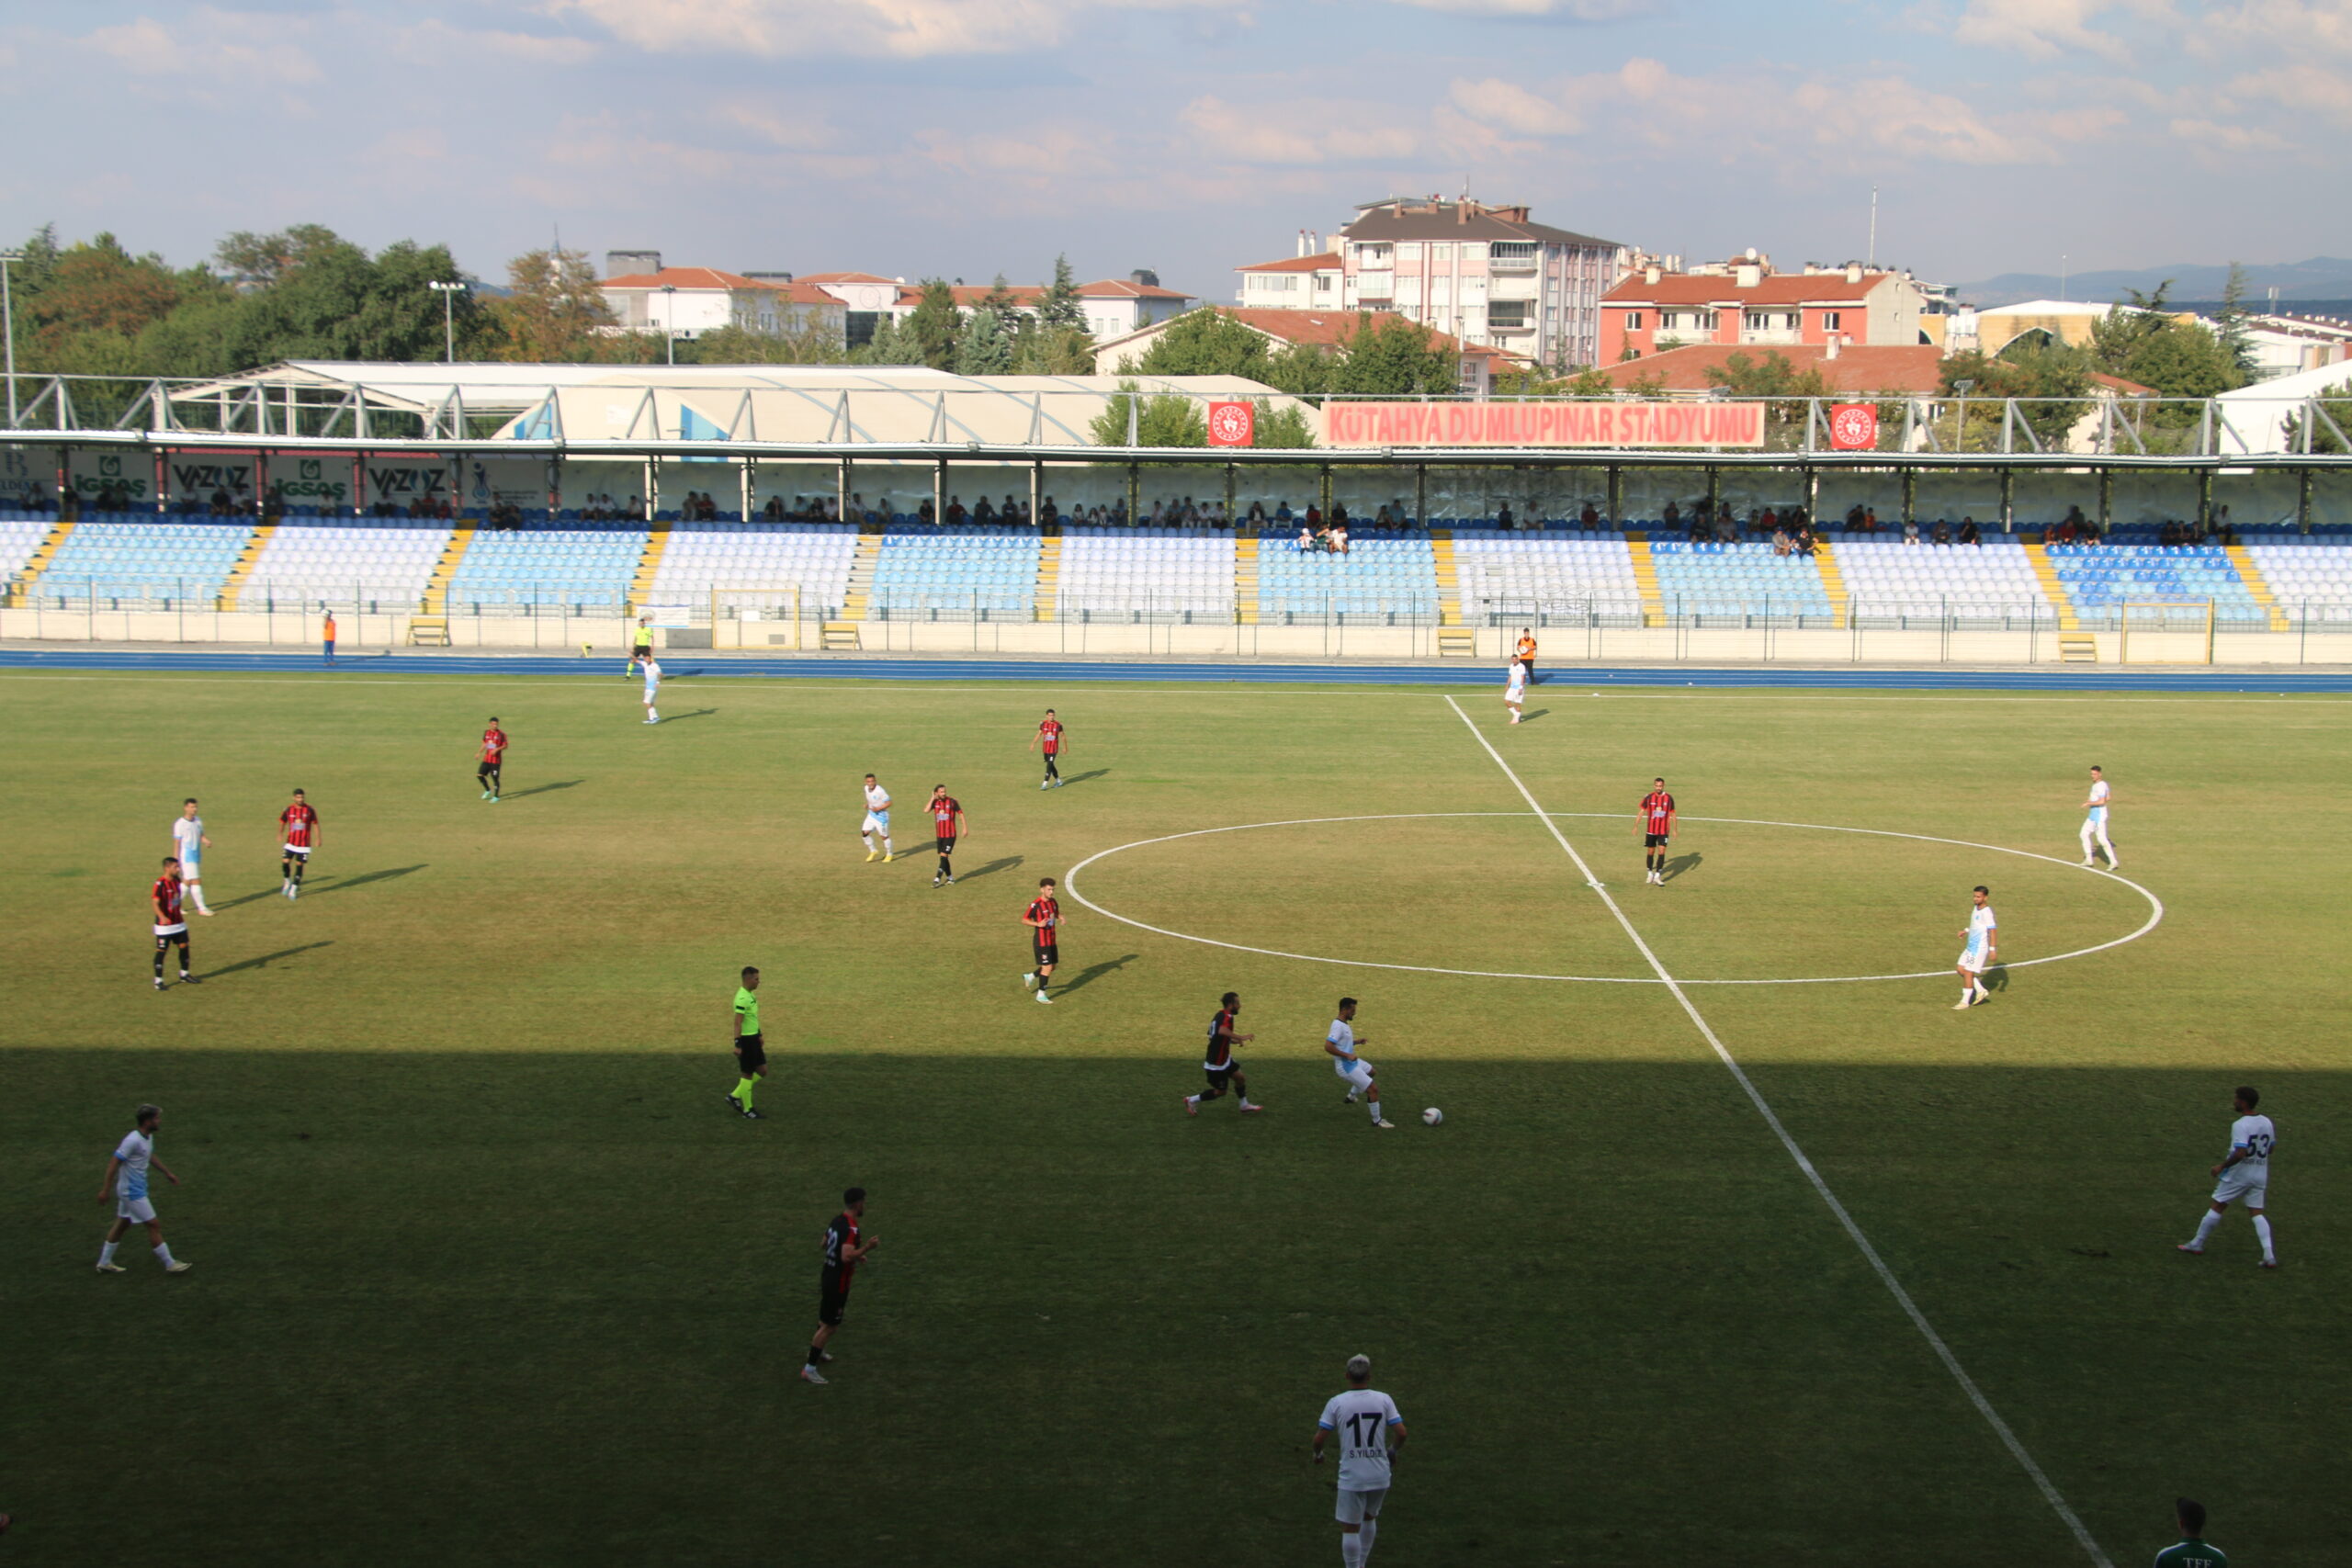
[395, 19, 600, 66]
[1448, 76, 1583, 135]
[1390, 0, 1655, 17]
[545, 0, 1244, 58]
[2169, 115, 2293, 152]
[1949, 0, 2140, 60]
[2199, 0, 2352, 57]
[2222, 62, 2352, 123]
[1180, 95, 1426, 165]
[83, 9, 322, 82]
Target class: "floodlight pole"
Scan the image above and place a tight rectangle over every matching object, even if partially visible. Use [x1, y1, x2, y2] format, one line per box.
[428, 280, 468, 365]
[0, 249, 22, 427]
[662, 285, 677, 367]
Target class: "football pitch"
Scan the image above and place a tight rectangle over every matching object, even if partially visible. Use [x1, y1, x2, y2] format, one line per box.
[4, 665, 2346, 1566]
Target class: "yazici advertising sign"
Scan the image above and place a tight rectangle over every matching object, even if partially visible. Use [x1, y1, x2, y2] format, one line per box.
[1323, 400, 1767, 449]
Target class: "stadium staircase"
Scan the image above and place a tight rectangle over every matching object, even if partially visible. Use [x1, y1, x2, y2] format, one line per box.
[2020, 538, 2081, 630]
[2225, 542, 2292, 632]
[1032, 534, 1062, 622]
[1625, 534, 1666, 626]
[6, 519, 74, 606]
[1810, 537, 1852, 625]
[627, 520, 673, 614]
[219, 522, 277, 612]
[1430, 529, 1475, 655]
[409, 523, 472, 646]
[1234, 535, 1260, 625]
[826, 530, 881, 649]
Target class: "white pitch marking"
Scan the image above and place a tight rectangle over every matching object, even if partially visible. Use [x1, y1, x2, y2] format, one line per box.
[1061, 811, 2162, 986]
[1441, 694, 2115, 1568]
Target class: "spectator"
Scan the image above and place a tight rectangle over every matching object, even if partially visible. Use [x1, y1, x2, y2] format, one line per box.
[1713, 509, 1736, 544]
[1771, 525, 1793, 557]
[1663, 500, 1680, 531]
[1903, 517, 1921, 545]
[1274, 500, 1294, 525]
[1579, 501, 1600, 528]
[973, 496, 997, 524]
[762, 495, 786, 521]
[1495, 501, 1514, 530]
[1305, 502, 1322, 531]
[1374, 503, 1394, 530]
[1002, 494, 1021, 525]
[1296, 524, 1314, 552]
[1931, 518, 1952, 545]
[624, 495, 644, 521]
[1794, 522, 1816, 556]
[916, 497, 935, 525]
[1846, 502, 1867, 530]
[1958, 517, 1981, 546]
[1248, 500, 1268, 525]
[1040, 495, 1059, 526]
[1333, 522, 1350, 555]
[944, 495, 966, 525]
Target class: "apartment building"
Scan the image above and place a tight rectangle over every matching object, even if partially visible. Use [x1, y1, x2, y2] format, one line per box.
[1600, 256, 1926, 363]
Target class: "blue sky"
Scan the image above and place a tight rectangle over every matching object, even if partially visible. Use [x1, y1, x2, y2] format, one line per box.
[5, 0, 2347, 299]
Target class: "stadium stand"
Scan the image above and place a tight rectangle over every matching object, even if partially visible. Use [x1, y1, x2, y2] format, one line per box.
[867, 525, 1041, 616]
[1059, 527, 1235, 618]
[242, 518, 453, 607]
[2044, 539, 2265, 620]
[1452, 530, 1644, 615]
[444, 522, 648, 610]
[0, 514, 51, 580]
[1833, 539, 2056, 617]
[1256, 531, 1439, 618]
[30, 515, 254, 601]
[1648, 540, 1836, 616]
[641, 522, 861, 613]
[2242, 532, 2352, 621]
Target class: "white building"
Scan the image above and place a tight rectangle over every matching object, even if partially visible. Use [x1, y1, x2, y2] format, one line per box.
[797, 271, 1195, 348]
[599, 264, 845, 346]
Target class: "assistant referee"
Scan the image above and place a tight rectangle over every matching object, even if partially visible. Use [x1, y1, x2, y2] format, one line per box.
[729, 966, 765, 1120]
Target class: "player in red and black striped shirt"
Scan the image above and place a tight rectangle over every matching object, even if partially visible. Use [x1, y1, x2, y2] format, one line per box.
[479, 718, 507, 802]
[1639, 778, 1677, 886]
[928, 785, 966, 887]
[1184, 991, 1262, 1114]
[152, 857, 197, 990]
[1023, 878, 1061, 1003]
[1032, 710, 1065, 789]
[278, 789, 322, 900]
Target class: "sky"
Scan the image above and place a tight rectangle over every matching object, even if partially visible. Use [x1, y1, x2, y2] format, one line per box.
[4, 0, 2348, 300]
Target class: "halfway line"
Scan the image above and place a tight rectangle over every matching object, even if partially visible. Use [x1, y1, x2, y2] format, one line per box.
[1440, 694, 2113, 1568]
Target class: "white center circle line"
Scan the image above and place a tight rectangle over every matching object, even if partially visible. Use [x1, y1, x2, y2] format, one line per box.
[1061, 812, 2165, 987]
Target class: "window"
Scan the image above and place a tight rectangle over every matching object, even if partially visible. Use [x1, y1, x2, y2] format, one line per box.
[1396, 243, 1422, 262]
[1822, 310, 1842, 331]
[1488, 301, 1530, 328]
[1354, 243, 1393, 265]
[1624, 311, 1644, 331]
[1259, 274, 1299, 293]
[1314, 274, 1333, 292]
[1431, 243, 1455, 261]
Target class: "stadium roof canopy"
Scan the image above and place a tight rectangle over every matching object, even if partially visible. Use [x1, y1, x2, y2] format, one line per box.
[164, 362, 1293, 447]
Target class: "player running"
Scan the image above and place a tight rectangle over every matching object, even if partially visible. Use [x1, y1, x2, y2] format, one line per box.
[1503, 659, 1527, 725]
[95, 1103, 191, 1274]
[1953, 884, 1996, 1009]
[279, 789, 321, 899]
[170, 799, 213, 917]
[639, 656, 662, 725]
[928, 785, 966, 887]
[1185, 991, 1262, 1114]
[1033, 708, 1066, 789]
[861, 774, 895, 863]
[802, 1186, 876, 1385]
[1022, 877, 1060, 1003]
[152, 858, 196, 990]
[1638, 778, 1676, 886]
[1313, 1353, 1407, 1567]
[2178, 1086, 2277, 1268]
[729, 966, 766, 1120]
[2079, 764, 2118, 869]
[479, 717, 507, 801]
[1325, 998, 1392, 1130]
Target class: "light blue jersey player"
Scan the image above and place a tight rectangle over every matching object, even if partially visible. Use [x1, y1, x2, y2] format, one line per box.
[169, 799, 212, 917]
[861, 774, 894, 863]
[639, 656, 662, 724]
[1324, 998, 1392, 1130]
[1954, 885, 1996, 1010]
[2079, 764, 2117, 868]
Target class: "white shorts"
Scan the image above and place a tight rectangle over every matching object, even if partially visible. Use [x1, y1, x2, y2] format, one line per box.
[1957, 945, 1987, 973]
[1505, 685, 1525, 704]
[1334, 1058, 1375, 1093]
[179, 856, 200, 878]
[117, 1194, 156, 1224]
[284, 843, 311, 859]
[153, 921, 187, 938]
[643, 683, 660, 700]
[864, 811, 889, 834]
[2211, 1169, 2267, 1208]
[1335, 1487, 1387, 1525]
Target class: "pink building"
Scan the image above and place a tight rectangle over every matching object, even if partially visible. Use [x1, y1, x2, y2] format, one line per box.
[1600, 259, 1924, 365]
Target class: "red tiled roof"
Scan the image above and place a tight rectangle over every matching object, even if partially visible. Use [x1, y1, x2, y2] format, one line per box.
[1237, 253, 1342, 274]
[1080, 277, 1193, 300]
[1595, 343, 1943, 394]
[1603, 273, 1890, 307]
[602, 266, 781, 292]
[2089, 371, 2158, 397]
[797, 271, 900, 286]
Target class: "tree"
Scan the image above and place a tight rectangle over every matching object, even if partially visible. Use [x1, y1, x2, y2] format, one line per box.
[955, 305, 1013, 375]
[1941, 341, 2092, 449]
[1035, 254, 1086, 334]
[694, 315, 848, 366]
[2088, 281, 2174, 378]
[853, 314, 925, 366]
[2215, 262, 2259, 384]
[1261, 341, 1333, 397]
[222, 232, 485, 366]
[1089, 379, 1206, 446]
[215, 225, 347, 288]
[1328, 313, 1457, 397]
[1132, 308, 1271, 378]
[902, 278, 962, 370]
[1251, 401, 1317, 448]
[1012, 324, 1095, 375]
[1702, 349, 1833, 450]
[491, 247, 630, 362]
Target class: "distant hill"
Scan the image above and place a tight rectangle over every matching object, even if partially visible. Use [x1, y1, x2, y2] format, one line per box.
[1955, 258, 2352, 308]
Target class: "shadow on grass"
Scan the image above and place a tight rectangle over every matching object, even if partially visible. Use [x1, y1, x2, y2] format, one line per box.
[1057, 769, 1110, 786]
[653, 709, 718, 724]
[303, 865, 427, 898]
[501, 780, 583, 800]
[1053, 953, 1138, 997]
[1664, 852, 1703, 883]
[1519, 708, 1550, 724]
[956, 855, 1023, 883]
[197, 941, 333, 980]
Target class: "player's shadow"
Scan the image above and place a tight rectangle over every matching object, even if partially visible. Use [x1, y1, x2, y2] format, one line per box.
[657, 708, 718, 723]
[957, 855, 1023, 882]
[503, 779, 583, 800]
[1519, 708, 1549, 724]
[1053, 953, 1138, 997]
[1662, 852, 1702, 882]
[1982, 964, 2013, 994]
[212, 886, 296, 911]
[305, 864, 428, 898]
[198, 941, 332, 980]
[1058, 768, 1110, 786]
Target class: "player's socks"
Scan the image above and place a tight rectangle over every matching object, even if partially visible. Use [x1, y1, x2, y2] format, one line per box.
[1359, 1519, 1377, 1562]
[1340, 1533, 1363, 1567]
[2253, 1214, 2275, 1262]
[2189, 1209, 2223, 1248]
[1367, 1100, 1382, 1123]
[153, 950, 166, 982]
[100, 1241, 119, 1266]
[153, 1243, 176, 1268]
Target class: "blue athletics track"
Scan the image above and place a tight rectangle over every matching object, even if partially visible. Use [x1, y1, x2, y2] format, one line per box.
[3, 647, 2349, 692]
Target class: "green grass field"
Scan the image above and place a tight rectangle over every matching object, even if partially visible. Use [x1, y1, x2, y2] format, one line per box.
[4, 667, 2346, 1566]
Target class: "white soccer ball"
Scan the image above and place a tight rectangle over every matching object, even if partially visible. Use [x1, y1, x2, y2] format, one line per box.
[1421, 1107, 1443, 1126]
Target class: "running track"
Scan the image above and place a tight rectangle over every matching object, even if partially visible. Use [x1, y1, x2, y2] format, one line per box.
[3, 648, 2349, 692]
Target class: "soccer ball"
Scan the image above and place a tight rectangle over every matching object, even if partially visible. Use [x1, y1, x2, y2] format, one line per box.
[1421, 1107, 1443, 1126]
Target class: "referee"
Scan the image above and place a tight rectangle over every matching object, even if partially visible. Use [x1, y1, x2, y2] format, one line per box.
[628, 616, 654, 677]
[728, 966, 765, 1119]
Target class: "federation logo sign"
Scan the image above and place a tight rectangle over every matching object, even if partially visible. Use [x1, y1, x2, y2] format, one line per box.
[1206, 400, 1255, 447]
[1828, 403, 1879, 451]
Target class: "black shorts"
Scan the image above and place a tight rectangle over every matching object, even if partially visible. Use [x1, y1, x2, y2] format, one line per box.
[735, 1032, 766, 1070]
[1645, 832, 1670, 848]
[154, 930, 187, 948]
[1033, 942, 1058, 967]
[819, 1280, 849, 1327]
[936, 835, 956, 854]
[1204, 1065, 1237, 1092]
[479, 759, 499, 775]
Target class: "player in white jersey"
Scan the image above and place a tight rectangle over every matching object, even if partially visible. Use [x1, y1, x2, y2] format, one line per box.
[639, 657, 662, 724]
[171, 798, 214, 916]
[2179, 1085, 2278, 1268]
[1314, 1354, 1407, 1568]
[1953, 885, 1996, 1009]
[860, 773, 895, 863]
[95, 1103, 191, 1274]
[2078, 764, 2118, 869]
[1503, 659, 1527, 725]
[1325, 998, 1393, 1129]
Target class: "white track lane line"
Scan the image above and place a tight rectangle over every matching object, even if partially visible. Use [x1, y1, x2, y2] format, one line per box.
[1441, 694, 2114, 1568]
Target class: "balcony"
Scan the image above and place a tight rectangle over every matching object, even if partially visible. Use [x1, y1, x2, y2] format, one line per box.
[1738, 328, 1803, 346]
[1355, 270, 1395, 300]
[1489, 250, 1540, 273]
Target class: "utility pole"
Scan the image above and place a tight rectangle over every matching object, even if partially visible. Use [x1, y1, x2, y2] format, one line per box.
[1867, 186, 1877, 270]
[661, 284, 678, 367]
[428, 280, 467, 365]
[0, 249, 22, 428]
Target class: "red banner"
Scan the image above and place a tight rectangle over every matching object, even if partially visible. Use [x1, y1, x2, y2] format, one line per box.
[1206, 400, 1255, 447]
[1827, 403, 1880, 450]
[1322, 400, 1766, 449]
